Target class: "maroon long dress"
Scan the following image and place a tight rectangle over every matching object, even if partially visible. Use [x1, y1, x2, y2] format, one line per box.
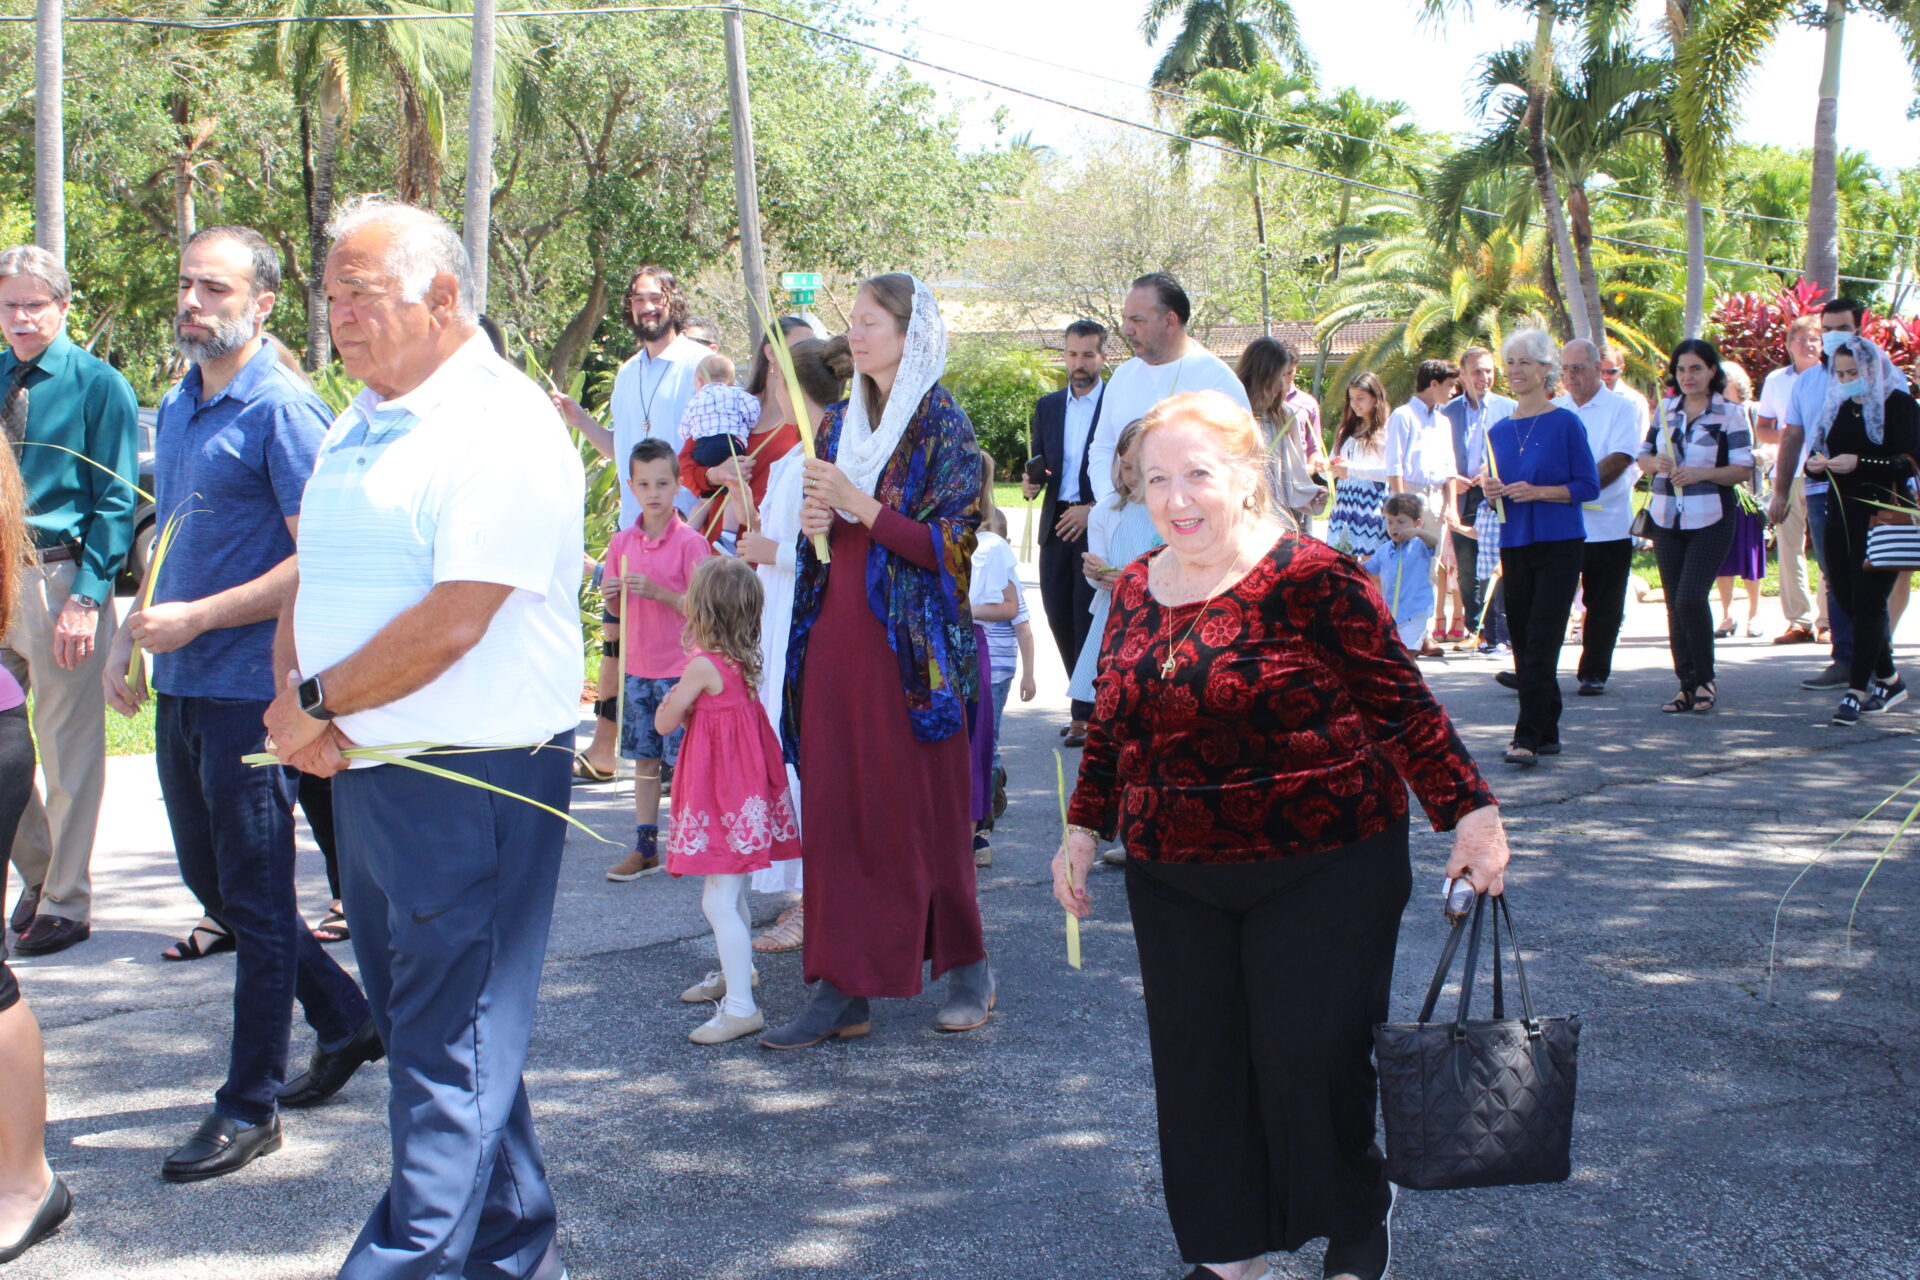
[797, 508, 984, 997]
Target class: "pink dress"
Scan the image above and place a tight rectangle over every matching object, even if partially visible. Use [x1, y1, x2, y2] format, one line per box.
[665, 651, 802, 876]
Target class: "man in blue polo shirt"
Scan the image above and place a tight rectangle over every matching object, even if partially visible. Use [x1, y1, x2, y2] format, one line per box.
[105, 226, 376, 1184]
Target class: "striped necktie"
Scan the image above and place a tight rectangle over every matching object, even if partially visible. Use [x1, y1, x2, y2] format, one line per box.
[0, 361, 31, 445]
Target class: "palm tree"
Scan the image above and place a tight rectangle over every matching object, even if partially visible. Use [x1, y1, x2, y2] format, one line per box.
[34, 0, 63, 259]
[1676, 0, 1920, 297]
[1286, 88, 1419, 281]
[1172, 62, 1315, 334]
[1432, 38, 1670, 347]
[464, 0, 497, 311]
[1142, 0, 1314, 90]
[1316, 224, 1552, 396]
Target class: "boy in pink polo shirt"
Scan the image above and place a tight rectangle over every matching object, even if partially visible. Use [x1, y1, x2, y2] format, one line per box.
[604, 438, 713, 880]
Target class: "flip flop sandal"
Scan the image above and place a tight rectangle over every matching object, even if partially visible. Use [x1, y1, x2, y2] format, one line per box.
[1502, 744, 1538, 767]
[571, 752, 615, 784]
[312, 907, 350, 944]
[162, 917, 234, 962]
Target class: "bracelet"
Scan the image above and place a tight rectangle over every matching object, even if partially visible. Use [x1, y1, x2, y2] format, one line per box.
[1064, 824, 1101, 844]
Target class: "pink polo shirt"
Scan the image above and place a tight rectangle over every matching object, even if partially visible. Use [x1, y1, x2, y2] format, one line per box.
[605, 515, 712, 679]
[0, 665, 21, 713]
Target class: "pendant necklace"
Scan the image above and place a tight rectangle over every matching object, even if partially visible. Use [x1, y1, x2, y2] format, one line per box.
[1159, 546, 1253, 678]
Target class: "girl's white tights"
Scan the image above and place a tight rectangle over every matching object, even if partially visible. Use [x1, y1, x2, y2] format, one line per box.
[701, 874, 756, 1017]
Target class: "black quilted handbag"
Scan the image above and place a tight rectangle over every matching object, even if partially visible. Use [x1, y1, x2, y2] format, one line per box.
[1373, 893, 1580, 1190]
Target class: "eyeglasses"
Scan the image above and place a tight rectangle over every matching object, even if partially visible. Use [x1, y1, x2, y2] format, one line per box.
[0, 299, 57, 317]
[627, 291, 666, 306]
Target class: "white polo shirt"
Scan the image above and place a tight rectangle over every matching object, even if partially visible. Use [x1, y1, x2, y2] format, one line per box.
[1086, 342, 1250, 502]
[1386, 397, 1454, 490]
[296, 332, 586, 752]
[610, 333, 711, 522]
[1552, 385, 1642, 541]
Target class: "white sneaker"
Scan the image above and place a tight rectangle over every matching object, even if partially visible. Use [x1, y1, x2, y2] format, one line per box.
[679, 968, 759, 1003]
[689, 1008, 765, 1044]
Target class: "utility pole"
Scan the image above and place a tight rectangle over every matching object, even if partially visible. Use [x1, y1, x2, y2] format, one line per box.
[34, 0, 64, 260]
[723, 4, 770, 344]
[463, 0, 497, 313]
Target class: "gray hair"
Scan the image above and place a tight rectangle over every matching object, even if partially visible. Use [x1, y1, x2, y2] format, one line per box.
[0, 245, 71, 304]
[1502, 328, 1561, 383]
[326, 196, 476, 320]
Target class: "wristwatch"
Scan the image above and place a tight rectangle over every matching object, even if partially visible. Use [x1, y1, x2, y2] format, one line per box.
[297, 674, 336, 722]
[69, 593, 99, 609]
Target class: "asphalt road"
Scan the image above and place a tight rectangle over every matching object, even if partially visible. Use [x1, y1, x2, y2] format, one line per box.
[7, 583, 1919, 1279]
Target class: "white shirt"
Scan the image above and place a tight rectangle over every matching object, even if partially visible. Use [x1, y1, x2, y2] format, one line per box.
[1386, 398, 1454, 489]
[610, 333, 711, 523]
[296, 333, 586, 753]
[1758, 363, 1805, 480]
[969, 529, 1019, 609]
[1059, 381, 1103, 504]
[1611, 380, 1652, 436]
[1086, 342, 1250, 502]
[1552, 385, 1642, 541]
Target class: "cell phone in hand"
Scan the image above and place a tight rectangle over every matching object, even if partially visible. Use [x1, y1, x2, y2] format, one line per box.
[1024, 456, 1050, 487]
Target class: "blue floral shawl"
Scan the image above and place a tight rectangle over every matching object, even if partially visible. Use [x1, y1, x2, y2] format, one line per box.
[784, 384, 982, 749]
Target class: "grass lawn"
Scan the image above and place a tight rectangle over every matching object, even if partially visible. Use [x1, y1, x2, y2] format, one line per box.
[19, 692, 158, 759]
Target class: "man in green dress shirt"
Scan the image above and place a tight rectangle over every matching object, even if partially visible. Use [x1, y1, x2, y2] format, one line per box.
[0, 245, 139, 957]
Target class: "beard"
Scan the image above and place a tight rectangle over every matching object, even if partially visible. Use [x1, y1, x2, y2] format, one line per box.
[1069, 369, 1097, 391]
[175, 308, 257, 363]
[628, 311, 674, 343]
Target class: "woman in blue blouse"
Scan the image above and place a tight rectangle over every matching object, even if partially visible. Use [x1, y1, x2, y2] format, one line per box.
[1636, 338, 1756, 714]
[1480, 329, 1600, 767]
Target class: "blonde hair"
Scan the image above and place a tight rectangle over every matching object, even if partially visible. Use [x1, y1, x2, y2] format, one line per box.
[682, 557, 764, 692]
[696, 352, 736, 385]
[0, 444, 26, 641]
[1108, 417, 1148, 508]
[1137, 390, 1273, 520]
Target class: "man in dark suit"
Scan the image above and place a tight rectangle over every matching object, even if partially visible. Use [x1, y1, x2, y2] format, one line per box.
[1020, 320, 1107, 744]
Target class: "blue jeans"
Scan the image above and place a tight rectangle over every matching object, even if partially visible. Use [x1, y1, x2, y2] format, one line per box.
[990, 676, 1013, 774]
[154, 694, 368, 1125]
[333, 733, 572, 1280]
[1805, 488, 1854, 664]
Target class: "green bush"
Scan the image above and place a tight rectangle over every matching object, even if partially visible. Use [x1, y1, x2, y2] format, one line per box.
[944, 340, 1063, 475]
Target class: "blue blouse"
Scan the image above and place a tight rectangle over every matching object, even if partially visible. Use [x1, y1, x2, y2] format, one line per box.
[1486, 407, 1600, 548]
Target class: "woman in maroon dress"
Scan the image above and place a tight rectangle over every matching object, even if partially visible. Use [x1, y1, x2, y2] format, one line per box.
[1054, 391, 1513, 1280]
[761, 273, 992, 1049]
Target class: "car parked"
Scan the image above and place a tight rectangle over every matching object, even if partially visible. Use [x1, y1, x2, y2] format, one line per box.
[120, 407, 158, 593]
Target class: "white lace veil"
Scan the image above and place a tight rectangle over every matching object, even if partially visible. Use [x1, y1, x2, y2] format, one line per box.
[835, 276, 947, 498]
[1812, 333, 1899, 450]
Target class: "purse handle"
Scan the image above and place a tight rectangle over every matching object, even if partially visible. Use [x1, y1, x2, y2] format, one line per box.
[1415, 892, 1541, 1036]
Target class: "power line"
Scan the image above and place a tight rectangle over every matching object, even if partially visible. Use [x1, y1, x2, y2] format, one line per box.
[3, 1, 1908, 286]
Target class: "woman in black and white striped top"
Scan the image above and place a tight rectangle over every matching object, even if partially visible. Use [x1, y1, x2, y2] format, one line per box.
[1637, 338, 1756, 713]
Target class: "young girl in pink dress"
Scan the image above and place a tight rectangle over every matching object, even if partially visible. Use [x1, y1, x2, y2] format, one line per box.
[656, 557, 802, 1044]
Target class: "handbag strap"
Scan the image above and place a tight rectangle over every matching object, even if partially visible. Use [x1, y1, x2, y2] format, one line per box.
[1416, 895, 1479, 1024]
[1414, 892, 1541, 1031]
[1496, 895, 1541, 1028]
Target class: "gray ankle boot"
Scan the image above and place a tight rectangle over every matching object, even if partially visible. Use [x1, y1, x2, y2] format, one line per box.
[758, 980, 871, 1050]
[933, 958, 996, 1032]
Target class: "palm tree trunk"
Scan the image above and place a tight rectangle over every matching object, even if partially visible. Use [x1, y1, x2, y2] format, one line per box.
[1567, 182, 1608, 347]
[1251, 166, 1271, 336]
[1682, 184, 1706, 338]
[1331, 185, 1352, 282]
[33, 0, 63, 259]
[1804, 0, 1845, 296]
[463, 0, 497, 313]
[303, 97, 343, 370]
[1524, 5, 1592, 342]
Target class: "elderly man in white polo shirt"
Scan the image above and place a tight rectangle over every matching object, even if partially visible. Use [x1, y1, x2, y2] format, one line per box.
[1555, 339, 1643, 695]
[264, 197, 583, 1280]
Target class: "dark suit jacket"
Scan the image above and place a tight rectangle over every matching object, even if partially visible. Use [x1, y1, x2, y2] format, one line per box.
[1030, 383, 1105, 547]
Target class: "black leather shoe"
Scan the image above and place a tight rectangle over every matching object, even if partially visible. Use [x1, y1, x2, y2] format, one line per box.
[14, 916, 89, 956]
[8, 884, 40, 935]
[161, 1112, 282, 1182]
[0, 1173, 72, 1263]
[278, 1020, 385, 1109]
[1577, 680, 1606, 696]
[1494, 670, 1519, 690]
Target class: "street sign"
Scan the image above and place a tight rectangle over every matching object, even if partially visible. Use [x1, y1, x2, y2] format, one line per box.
[781, 271, 822, 305]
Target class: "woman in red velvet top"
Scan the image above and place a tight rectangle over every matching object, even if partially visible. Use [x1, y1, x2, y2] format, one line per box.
[1054, 390, 1512, 1280]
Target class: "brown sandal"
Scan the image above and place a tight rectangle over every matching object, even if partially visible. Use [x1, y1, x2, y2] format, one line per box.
[752, 903, 804, 953]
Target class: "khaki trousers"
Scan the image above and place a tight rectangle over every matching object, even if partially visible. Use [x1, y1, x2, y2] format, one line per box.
[1776, 476, 1825, 631]
[2, 559, 116, 922]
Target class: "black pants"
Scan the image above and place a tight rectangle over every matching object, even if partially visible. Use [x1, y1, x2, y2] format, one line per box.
[1039, 527, 1095, 721]
[1577, 538, 1634, 684]
[1501, 538, 1584, 751]
[1822, 502, 1899, 693]
[299, 773, 341, 900]
[0, 705, 33, 1014]
[1648, 516, 1736, 690]
[1126, 818, 1410, 1261]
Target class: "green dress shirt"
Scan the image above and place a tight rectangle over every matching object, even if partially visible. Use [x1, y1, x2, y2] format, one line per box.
[3, 332, 140, 602]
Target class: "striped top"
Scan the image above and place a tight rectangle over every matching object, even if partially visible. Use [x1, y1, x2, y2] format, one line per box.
[1638, 394, 1753, 531]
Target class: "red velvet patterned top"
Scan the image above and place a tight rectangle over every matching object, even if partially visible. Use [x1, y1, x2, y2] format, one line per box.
[1067, 533, 1496, 864]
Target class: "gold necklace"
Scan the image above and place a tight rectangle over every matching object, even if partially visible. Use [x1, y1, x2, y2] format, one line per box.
[1158, 547, 1253, 678]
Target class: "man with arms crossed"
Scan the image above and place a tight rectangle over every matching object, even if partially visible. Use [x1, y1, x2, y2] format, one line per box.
[266, 197, 584, 1280]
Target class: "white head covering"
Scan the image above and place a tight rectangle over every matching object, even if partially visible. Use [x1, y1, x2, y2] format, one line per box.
[1812, 333, 1900, 450]
[836, 275, 947, 498]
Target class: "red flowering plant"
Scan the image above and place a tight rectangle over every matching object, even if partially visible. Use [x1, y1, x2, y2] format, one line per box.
[1709, 279, 1918, 384]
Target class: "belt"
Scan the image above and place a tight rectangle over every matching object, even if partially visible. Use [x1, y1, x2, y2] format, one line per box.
[34, 543, 79, 565]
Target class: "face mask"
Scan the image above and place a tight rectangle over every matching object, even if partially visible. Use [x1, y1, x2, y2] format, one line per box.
[1822, 331, 1853, 358]
[1837, 378, 1871, 401]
